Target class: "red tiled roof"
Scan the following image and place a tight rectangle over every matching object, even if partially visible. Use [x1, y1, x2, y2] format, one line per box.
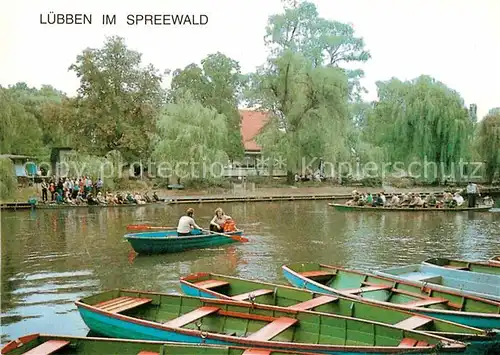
[239, 110, 270, 151]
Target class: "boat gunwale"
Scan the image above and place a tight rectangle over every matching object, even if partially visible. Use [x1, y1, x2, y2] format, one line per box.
[124, 230, 243, 241]
[281, 264, 500, 318]
[75, 289, 464, 352]
[489, 256, 500, 266]
[179, 272, 491, 337]
[0, 333, 331, 355]
[327, 203, 492, 212]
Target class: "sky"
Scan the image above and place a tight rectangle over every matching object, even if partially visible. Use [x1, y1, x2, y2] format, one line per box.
[1, 0, 499, 119]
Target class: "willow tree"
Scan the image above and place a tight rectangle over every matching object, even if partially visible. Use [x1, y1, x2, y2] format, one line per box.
[0, 158, 17, 200]
[152, 91, 228, 182]
[168, 53, 245, 160]
[248, 51, 349, 182]
[368, 76, 472, 182]
[475, 112, 500, 183]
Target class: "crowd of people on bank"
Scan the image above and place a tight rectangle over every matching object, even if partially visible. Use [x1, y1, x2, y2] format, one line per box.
[39, 176, 161, 205]
[346, 182, 495, 209]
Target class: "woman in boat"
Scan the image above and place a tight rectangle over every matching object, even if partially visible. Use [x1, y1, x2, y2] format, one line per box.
[209, 208, 231, 232]
[453, 192, 464, 207]
[177, 208, 202, 236]
[483, 195, 494, 207]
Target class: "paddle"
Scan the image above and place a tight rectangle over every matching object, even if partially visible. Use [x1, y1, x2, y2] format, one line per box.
[200, 228, 249, 243]
[126, 224, 173, 231]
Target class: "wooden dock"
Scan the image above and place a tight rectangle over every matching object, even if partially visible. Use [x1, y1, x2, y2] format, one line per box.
[0, 190, 459, 211]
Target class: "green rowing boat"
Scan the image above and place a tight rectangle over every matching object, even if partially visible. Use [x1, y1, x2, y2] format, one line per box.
[328, 203, 492, 212]
[0, 333, 322, 355]
[76, 289, 466, 353]
[282, 263, 500, 330]
[180, 272, 495, 342]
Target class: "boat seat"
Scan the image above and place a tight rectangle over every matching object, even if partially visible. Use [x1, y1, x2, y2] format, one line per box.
[242, 349, 272, 355]
[343, 285, 392, 294]
[232, 289, 274, 301]
[394, 315, 433, 330]
[288, 295, 338, 311]
[22, 340, 70, 355]
[93, 296, 153, 314]
[137, 352, 159, 355]
[246, 317, 298, 341]
[398, 338, 418, 347]
[193, 279, 230, 289]
[298, 270, 335, 279]
[163, 306, 220, 328]
[444, 265, 469, 270]
[404, 297, 449, 308]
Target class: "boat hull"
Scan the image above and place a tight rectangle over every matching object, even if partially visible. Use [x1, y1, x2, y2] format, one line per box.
[282, 266, 500, 330]
[179, 273, 496, 343]
[76, 290, 465, 354]
[1, 333, 318, 355]
[328, 203, 492, 212]
[124, 229, 243, 254]
[374, 264, 500, 302]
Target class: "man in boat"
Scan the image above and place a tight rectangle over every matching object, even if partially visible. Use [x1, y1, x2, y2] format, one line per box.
[177, 208, 202, 236]
[483, 195, 494, 207]
[466, 181, 480, 207]
[372, 193, 384, 207]
[209, 207, 232, 232]
[423, 193, 437, 208]
[399, 193, 410, 206]
[387, 194, 399, 206]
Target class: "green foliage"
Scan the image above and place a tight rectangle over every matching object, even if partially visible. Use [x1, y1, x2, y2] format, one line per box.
[249, 51, 350, 176]
[366, 76, 472, 180]
[265, 0, 370, 100]
[68, 36, 165, 161]
[152, 91, 229, 181]
[0, 87, 45, 156]
[475, 112, 500, 183]
[169, 52, 245, 160]
[0, 158, 17, 200]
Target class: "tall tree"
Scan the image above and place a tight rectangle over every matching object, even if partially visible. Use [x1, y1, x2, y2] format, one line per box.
[0, 87, 44, 156]
[265, 0, 370, 101]
[248, 51, 350, 182]
[169, 52, 245, 161]
[475, 111, 500, 183]
[69, 36, 165, 161]
[367, 76, 472, 181]
[152, 91, 229, 182]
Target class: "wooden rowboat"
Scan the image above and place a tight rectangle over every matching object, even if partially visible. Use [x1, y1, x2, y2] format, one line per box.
[0, 333, 325, 355]
[490, 256, 500, 267]
[124, 229, 245, 254]
[328, 203, 492, 212]
[374, 261, 500, 302]
[179, 272, 496, 343]
[422, 258, 500, 276]
[282, 263, 500, 330]
[75, 289, 466, 354]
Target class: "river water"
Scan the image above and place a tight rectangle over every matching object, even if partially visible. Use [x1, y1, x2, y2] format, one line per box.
[1, 201, 500, 346]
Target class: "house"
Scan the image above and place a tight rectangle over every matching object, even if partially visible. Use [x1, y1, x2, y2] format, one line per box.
[0, 154, 37, 177]
[238, 109, 269, 167]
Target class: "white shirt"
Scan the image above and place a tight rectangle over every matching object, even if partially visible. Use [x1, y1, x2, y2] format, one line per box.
[466, 183, 478, 194]
[177, 216, 197, 233]
[454, 194, 464, 206]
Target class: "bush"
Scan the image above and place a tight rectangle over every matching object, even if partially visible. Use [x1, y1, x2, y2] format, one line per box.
[0, 158, 17, 200]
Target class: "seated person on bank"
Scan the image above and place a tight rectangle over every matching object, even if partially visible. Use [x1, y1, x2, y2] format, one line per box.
[209, 207, 232, 232]
[177, 208, 202, 236]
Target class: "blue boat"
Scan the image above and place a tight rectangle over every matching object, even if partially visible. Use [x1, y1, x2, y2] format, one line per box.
[373, 261, 500, 302]
[282, 263, 500, 330]
[124, 229, 245, 254]
[75, 289, 466, 354]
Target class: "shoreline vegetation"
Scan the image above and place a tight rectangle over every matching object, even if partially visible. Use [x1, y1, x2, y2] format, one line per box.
[1, 1, 499, 202]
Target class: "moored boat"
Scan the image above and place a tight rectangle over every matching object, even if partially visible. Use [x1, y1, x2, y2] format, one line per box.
[180, 272, 495, 342]
[75, 289, 466, 354]
[490, 256, 500, 266]
[282, 263, 500, 330]
[328, 203, 492, 212]
[124, 229, 245, 254]
[0, 333, 324, 355]
[374, 262, 500, 302]
[422, 257, 500, 277]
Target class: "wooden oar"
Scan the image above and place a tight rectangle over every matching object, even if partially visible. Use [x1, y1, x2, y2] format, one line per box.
[126, 224, 173, 231]
[200, 228, 249, 243]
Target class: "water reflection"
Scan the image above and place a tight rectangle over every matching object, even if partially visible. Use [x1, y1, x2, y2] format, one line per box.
[1, 202, 499, 344]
